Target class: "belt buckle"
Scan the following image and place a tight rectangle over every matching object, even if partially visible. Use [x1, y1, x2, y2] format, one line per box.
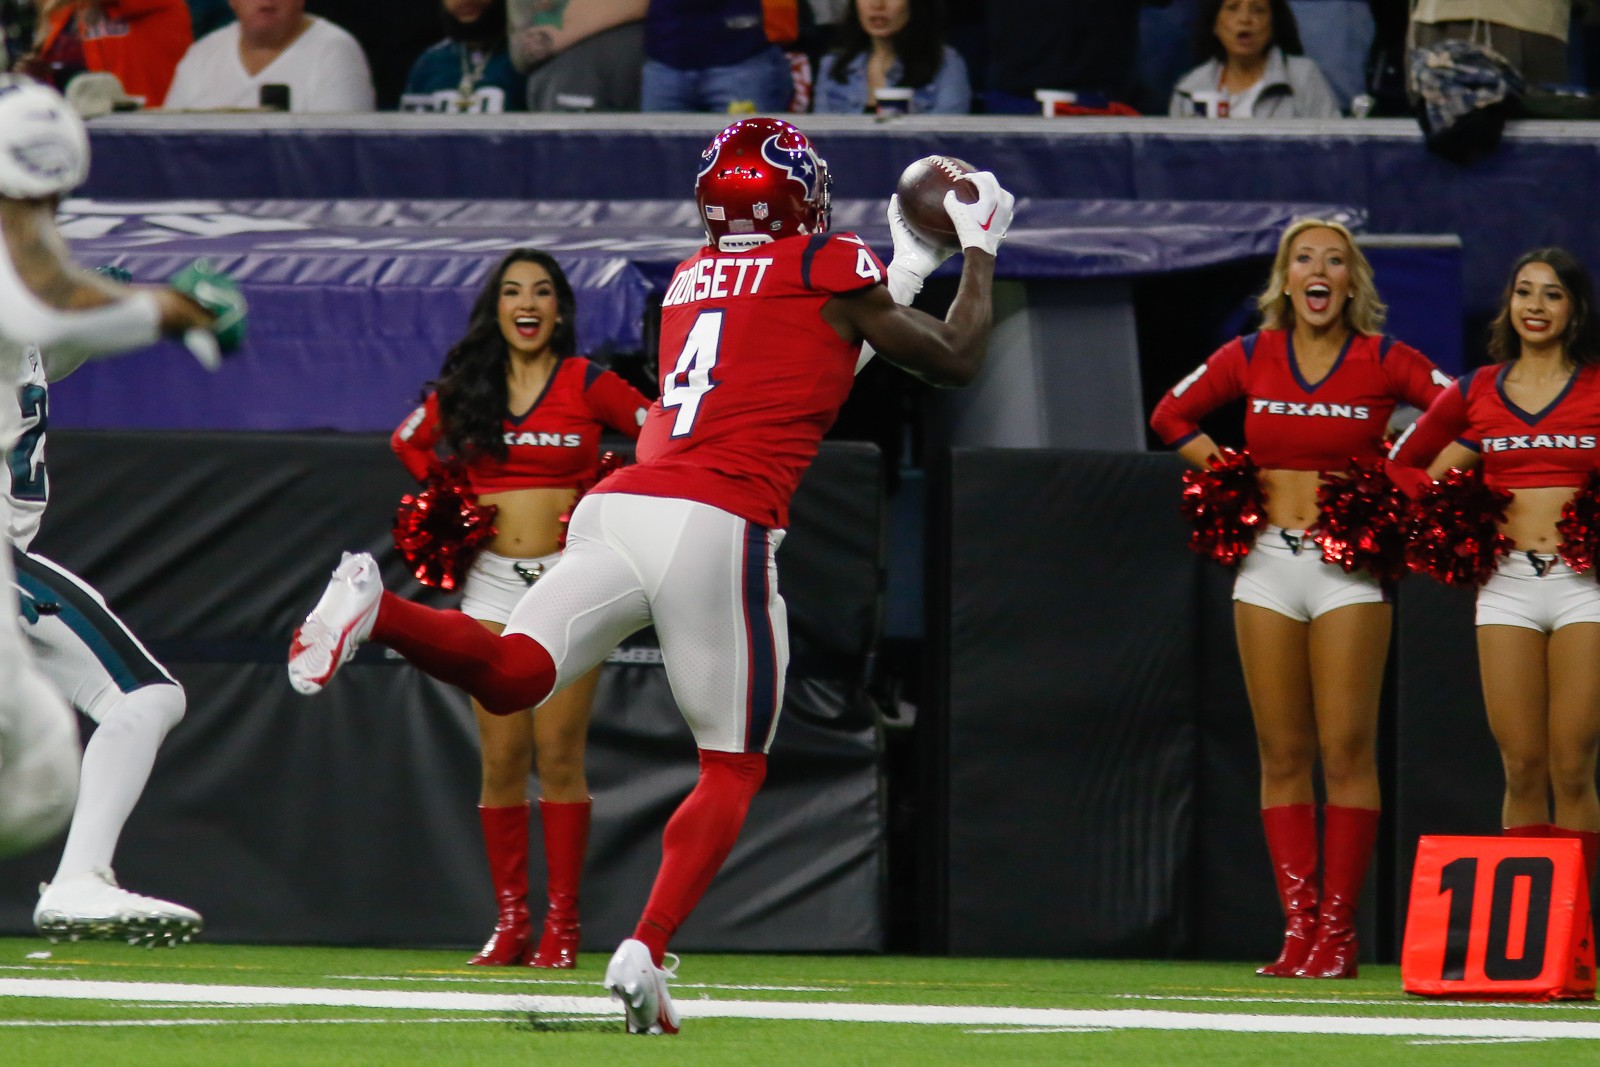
[512, 560, 545, 586]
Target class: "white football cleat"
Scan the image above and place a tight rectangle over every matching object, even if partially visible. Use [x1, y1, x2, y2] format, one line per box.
[603, 938, 680, 1035]
[288, 551, 381, 695]
[34, 867, 202, 947]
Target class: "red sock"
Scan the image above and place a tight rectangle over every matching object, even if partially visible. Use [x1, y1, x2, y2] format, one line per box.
[633, 750, 767, 965]
[372, 592, 555, 714]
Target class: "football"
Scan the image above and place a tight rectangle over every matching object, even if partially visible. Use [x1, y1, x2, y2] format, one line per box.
[894, 155, 978, 244]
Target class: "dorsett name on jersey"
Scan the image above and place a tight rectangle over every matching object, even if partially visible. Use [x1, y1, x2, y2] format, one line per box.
[1483, 433, 1599, 452]
[1251, 398, 1371, 420]
[660, 256, 774, 307]
[505, 431, 582, 448]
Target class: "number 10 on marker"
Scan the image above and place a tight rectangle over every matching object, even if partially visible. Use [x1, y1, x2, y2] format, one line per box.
[1402, 836, 1595, 1000]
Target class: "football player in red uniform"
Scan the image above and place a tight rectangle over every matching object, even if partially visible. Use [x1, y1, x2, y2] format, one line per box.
[1151, 218, 1451, 979]
[391, 249, 649, 969]
[1391, 247, 1600, 880]
[290, 116, 1013, 1034]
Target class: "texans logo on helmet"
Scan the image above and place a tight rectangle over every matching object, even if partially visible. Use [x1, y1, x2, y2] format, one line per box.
[759, 135, 819, 199]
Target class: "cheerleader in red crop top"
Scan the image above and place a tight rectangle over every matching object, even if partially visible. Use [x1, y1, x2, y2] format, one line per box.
[390, 250, 648, 970]
[1390, 248, 1600, 874]
[1151, 220, 1450, 980]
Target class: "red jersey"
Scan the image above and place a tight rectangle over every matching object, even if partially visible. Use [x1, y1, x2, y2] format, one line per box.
[1150, 330, 1450, 469]
[595, 231, 885, 529]
[1390, 363, 1600, 490]
[391, 356, 648, 493]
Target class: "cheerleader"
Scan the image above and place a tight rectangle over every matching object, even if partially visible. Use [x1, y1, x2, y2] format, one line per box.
[392, 249, 648, 967]
[1391, 247, 1600, 877]
[1151, 218, 1450, 977]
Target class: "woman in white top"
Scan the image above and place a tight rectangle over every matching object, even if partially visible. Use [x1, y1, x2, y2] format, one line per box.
[1170, 0, 1340, 119]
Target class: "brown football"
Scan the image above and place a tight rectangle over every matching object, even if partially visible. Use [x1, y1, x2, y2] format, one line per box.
[895, 155, 978, 243]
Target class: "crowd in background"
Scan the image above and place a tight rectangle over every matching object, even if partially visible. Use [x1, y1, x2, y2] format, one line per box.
[0, 0, 1594, 120]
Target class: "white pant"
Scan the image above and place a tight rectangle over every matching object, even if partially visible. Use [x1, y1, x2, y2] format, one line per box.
[1477, 552, 1600, 632]
[1233, 526, 1388, 623]
[15, 550, 176, 722]
[0, 515, 78, 857]
[505, 493, 788, 754]
[460, 548, 562, 626]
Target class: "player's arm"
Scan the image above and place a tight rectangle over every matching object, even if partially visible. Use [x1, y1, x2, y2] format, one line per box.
[825, 172, 1013, 388]
[2, 203, 244, 368]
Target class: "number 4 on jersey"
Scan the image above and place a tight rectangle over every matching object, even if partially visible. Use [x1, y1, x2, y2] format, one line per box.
[662, 310, 723, 438]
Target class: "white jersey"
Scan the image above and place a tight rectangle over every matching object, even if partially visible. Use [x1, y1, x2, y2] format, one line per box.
[2, 339, 47, 550]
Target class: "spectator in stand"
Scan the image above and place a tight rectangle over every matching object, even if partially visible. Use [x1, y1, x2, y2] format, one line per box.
[1287, 0, 1374, 109]
[306, 1, 438, 111]
[1409, 0, 1571, 91]
[508, 0, 645, 112]
[164, 0, 373, 111]
[2, 0, 36, 68]
[32, 0, 192, 107]
[401, 0, 524, 112]
[642, 0, 796, 113]
[1170, 0, 1340, 118]
[814, 0, 969, 114]
[983, 0, 1141, 113]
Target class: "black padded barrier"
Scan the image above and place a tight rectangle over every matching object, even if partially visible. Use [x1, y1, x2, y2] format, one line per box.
[0, 434, 887, 952]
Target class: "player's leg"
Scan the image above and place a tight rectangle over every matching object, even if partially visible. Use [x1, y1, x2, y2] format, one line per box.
[290, 551, 559, 713]
[601, 498, 785, 1035]
[0, 553, 78, 856]
[16, 551, 200, 944]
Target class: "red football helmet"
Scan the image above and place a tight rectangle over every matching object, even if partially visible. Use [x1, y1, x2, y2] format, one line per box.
[694, 117, 831, 250]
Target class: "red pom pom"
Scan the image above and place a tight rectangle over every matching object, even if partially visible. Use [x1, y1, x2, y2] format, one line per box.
[392, 458, 498, 590]
[1179, 447, 1267, 566]
[1405, 467, 1514, 587]
[1314, 458, 1411, 583]
[1557, 469, 1600, 574]
[556, 451, 627, 550]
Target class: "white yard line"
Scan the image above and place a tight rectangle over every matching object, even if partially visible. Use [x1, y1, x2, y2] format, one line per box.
[0, 978, 1598, 1039]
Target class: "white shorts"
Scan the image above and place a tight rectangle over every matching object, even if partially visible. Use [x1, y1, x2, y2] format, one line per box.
[459, 548, 562, 626]
[1476, 552, 1600, 632]
[1232, 526, 1388, 623]
[504, 492, 789, 755]
[13, 549, 176, 722]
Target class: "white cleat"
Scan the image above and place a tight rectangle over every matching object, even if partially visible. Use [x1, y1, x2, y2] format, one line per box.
[34, 867, 202, 947]
[288, 551, 381, 695]
[603, 938, 680, 1035]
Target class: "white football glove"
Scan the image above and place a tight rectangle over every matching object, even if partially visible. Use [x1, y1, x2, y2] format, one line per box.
[944, 171, 1015, 257]
[885, 193, 955, 306]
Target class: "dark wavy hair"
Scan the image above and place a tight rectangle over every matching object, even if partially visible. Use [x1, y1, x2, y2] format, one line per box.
[1195, 0, 1303, 61]
[827, 0, 949, 89]
[431, 249, 578, 461]
[1487, 247, 1600, 366]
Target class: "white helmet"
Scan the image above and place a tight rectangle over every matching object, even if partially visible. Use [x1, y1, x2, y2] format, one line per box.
[0, 75, 88, 200]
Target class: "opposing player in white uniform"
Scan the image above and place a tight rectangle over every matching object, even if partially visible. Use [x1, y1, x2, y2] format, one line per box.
[0, 75, 247, 943]
[290, 117, 1012, 1033]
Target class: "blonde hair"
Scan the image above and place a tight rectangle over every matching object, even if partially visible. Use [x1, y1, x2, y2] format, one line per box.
[1257, 218, 1387, 335]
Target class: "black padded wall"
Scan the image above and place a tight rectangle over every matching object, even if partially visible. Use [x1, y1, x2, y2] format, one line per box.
[940, 450, 1202, 956]
[0, 434, 887, 952]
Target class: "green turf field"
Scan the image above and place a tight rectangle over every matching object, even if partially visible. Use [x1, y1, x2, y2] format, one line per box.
[0, 936, 1597, 1065]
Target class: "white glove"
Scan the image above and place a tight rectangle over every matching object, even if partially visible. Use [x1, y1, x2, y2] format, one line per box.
[944, 171, 1015, 257]
[885, 193, 955, 306]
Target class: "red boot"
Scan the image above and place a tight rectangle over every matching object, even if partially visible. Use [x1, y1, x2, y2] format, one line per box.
[1295, 805, 1379, 979]
[468, 803, 533, 966]
[529, 798, 590, 969]
[1257, 804, 1319, 977]
[1504, 824, 1551, 837]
